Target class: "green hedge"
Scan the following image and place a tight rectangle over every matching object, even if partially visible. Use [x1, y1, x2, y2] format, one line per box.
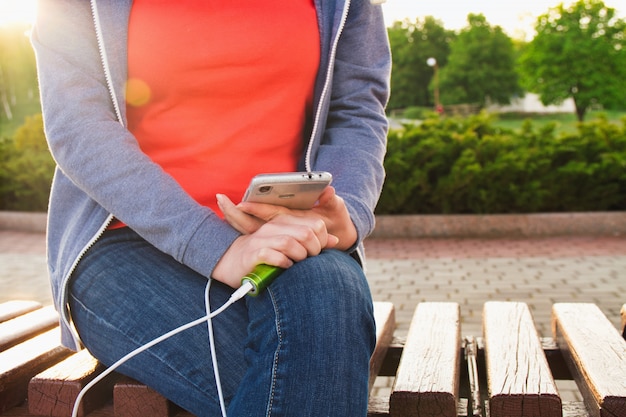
[1, 112, 625, 214]
[0, 114, 55, 212]
[377, 112, 626, 214]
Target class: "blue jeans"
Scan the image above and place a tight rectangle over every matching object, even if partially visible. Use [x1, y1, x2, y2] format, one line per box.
[69, 228, 375, 416]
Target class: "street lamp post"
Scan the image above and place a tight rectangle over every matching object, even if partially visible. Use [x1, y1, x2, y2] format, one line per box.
[426, 57, 441, 113]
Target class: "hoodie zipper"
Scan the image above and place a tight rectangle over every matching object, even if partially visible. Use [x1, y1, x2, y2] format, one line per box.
[58, 0, 122, 349]
[91, 0, 124, 127]
[305, 0, 366, 268]
[305, 0, 350, 172]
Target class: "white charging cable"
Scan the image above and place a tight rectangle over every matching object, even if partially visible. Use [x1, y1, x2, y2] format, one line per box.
[71, 280, 253, 417]
[205, 279, 228, 417]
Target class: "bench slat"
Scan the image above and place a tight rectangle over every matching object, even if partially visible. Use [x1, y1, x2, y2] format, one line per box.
[114, 377, 175, 417]
[620, 304, 626, 339]
[0, 301, 42, 324]
[389, 302, 460, 417]
[0, 306, 59, 352]
[483, 301, 561, 417]
[552, 303, 626, 417]
[370, 302, 395, 392]
[5, 299, 619, 417]
[28, 349, 116, 417]
[0, 328, 72, 412]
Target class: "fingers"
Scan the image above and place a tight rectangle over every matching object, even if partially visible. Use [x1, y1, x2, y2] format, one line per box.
[236, 191, 338, 252]
[216, 194, 264, 234]
[212, 229, 315, 288]
[236, 199, 287, 222]
[212, 234, 296, 288]
[260, 215, 329, 258]
[245, 224, 338, 268]
[212, 203, 340, 287]
[220, 194, 336, 257]
[315, 185, 336, 207]
[311, 187, 357, 250]
[213, 187, 348, 288]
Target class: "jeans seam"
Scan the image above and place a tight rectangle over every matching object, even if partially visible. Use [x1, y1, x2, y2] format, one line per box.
[266, 288, 282, 417]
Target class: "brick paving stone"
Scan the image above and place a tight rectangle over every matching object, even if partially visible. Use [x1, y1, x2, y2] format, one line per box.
[2, 230, 625, 402]
[363, 237, 626, 339]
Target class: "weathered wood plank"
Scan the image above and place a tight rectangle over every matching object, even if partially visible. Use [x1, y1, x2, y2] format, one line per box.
[113, 377, 175, 417]
[368, 395, 390, 416]
[0, 306, 58, 351]
[0, 403, 196, 417]
[0, 328, 72, 412]
[28, 349, 117, 417]
[370, 302, 395, 392]
[0, 301, 42, 324]
[553, 303, 626, 417]
[368, 395, 471, 416]
[483, 301, 561, 417]
[0, 403, 114, 417]
[389, 302, 460, 417]
[620, 304, 626, 339]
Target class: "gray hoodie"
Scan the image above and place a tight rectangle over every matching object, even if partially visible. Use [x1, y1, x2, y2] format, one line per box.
[31, 0, 391, 350]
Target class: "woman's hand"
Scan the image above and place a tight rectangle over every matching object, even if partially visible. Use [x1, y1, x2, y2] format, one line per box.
[212, 205, 339, 287]
[309, 186, 358, 251]
[213, 187, 357, 287]
[217, 186, 357, 250]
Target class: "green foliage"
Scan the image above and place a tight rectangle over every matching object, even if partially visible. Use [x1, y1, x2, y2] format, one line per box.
[377, 112, 626, 214]
[395, 106, 434, 120]
[387, 17, 455, 110]
[519, 0, 626, 121]
[3, 112, 625, 215]
[438, 14, 522, 107]
[0, 24, 40, 134]
[0, 114, 55, 211]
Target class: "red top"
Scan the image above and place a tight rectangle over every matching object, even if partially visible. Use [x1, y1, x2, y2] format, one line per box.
[124, 0, 320, 218]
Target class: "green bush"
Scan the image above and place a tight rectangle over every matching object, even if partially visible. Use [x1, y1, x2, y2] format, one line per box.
[2, 112, 625, 215]
[399, 106, 433, 120]
[0, 113, 55, 211]
[377, 112, 626, 214]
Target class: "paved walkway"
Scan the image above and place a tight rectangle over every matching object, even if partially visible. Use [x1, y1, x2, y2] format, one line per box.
[364, 235, 626, 337]
[1, 229, 625, 401]
[2, 230, 624, 337]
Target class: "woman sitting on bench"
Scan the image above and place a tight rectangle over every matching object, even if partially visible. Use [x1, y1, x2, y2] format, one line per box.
[31, 1, 391, 416]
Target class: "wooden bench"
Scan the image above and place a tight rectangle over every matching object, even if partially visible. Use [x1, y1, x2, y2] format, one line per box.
[552, 303, 626, 417]
[1, 300, 625, 417]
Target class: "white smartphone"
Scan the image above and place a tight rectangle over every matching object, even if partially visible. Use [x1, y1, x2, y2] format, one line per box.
[242, 171, 332, 210]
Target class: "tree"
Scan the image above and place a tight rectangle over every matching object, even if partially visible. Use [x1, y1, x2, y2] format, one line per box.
[438, 14, 522, 107]
[519, 0, 626, 121]
[387, 17, 455, 111]
[0, 24, 39, 130]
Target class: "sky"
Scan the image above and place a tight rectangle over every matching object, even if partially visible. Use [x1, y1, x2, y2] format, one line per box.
[0, 0, 37, 27]
[0, 0, 623, 40]
[381, 0, 624, 40]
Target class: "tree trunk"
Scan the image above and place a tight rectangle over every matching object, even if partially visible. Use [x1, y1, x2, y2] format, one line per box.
[574, 101, 586, 122]
[1, 91, 12, 120]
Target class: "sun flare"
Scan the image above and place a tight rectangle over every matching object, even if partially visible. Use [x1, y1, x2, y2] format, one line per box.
[0, 0, 38, 28]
